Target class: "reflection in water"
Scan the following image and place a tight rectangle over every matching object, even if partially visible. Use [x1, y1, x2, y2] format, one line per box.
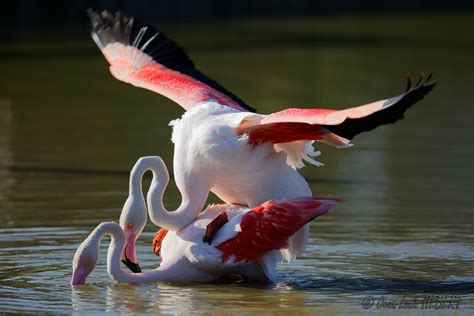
[71, 276, 474, 313]
[71, 285, 104, 312]
[105, 284, 149, 313]
[99, 282, 317, 314]
[1, 14, 474, 314]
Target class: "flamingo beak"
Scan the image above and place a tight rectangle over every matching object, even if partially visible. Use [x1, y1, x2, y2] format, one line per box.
[121, 228, 141, 273]
[71, 266, 87, 286]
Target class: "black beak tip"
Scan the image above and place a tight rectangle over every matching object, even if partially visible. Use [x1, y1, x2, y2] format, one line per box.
[122, 258, 142, 273]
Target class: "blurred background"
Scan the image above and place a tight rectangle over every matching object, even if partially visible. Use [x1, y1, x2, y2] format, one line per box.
[2, 0, 474, 29]
[0, 1, 473, 314]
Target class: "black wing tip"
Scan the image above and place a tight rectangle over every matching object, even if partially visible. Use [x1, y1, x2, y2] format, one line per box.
[406, 72, 437, 93]
[86, 8, 110, 29]
[87, 9, 134, 46]
[403, 72, 437, 105]
[86, 8, 195, 72]
[324, 72, 437, 139]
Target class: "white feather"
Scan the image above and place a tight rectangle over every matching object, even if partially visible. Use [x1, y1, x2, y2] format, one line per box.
[170, 102, 313, 260]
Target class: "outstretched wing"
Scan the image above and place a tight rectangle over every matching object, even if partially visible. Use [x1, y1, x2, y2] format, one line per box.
[216, 197, 338, 263]
[251, 74, 436, 141]
[87, 9, 255, 112]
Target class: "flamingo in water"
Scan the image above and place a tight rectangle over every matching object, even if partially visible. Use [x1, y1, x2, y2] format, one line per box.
[86, 10, 436, 266]
[71, 156, 338, 285]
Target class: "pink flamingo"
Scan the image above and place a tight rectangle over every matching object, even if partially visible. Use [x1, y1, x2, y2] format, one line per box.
[71, 156, 338, 285]
[87, 10, 436, 263]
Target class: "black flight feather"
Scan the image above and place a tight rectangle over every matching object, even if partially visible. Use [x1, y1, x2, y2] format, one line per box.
[323, 74, 437, 140]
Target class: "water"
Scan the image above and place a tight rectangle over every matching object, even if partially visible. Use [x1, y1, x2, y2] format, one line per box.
[1, 13, 474, 314]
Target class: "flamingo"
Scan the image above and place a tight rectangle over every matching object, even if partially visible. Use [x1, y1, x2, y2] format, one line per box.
[86, 10, 436, 260]
[71, 156, 339, 285]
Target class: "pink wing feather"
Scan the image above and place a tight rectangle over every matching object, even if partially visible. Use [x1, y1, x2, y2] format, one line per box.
[259, 101, 387, 126]
[87, 10, 255, 112]
[216, 197, 338, 263]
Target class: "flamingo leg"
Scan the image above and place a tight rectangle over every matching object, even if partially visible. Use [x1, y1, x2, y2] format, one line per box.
[203, 211, 229, 244]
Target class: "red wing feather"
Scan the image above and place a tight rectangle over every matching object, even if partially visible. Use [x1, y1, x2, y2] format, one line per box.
[216, 197, 338, 263]
[238, 122, 351, 148]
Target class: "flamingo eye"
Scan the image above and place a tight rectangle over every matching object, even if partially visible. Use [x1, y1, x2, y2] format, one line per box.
[127, 223, 133, 228]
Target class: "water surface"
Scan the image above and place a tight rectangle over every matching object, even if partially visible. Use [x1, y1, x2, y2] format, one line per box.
[1, 13, 473, 314]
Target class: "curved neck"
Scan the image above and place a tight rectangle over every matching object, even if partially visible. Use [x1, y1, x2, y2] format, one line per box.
[142, 157, 207, 232]
[129, 158, 152, 197]
[91, 222, 177, 283]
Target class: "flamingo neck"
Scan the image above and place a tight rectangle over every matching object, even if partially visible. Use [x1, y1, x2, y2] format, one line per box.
[144, 157, 203, 232]
[129, 158, 152, 197]
[91, 222, 175, 283]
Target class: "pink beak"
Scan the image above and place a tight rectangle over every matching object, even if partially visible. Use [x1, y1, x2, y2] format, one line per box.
[121, 228, 141, 273]
[71, 266, 87, 286]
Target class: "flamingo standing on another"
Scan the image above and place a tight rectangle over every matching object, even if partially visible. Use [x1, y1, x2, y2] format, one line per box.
[71, 156, 338, 285]
[87, 10, 436, 261]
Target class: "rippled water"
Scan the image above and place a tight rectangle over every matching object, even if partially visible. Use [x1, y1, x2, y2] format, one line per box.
[1, 13, 473, 314]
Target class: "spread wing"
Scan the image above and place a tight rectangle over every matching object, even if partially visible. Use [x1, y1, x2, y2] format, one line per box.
[87, 9, 255, 112]
[236, 74, 435, 169]
[251, 73, 436, 141]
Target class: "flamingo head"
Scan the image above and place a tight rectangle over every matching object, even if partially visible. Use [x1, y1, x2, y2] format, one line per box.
[119, 195, 147, 273]
[71, 228, 101, 286]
